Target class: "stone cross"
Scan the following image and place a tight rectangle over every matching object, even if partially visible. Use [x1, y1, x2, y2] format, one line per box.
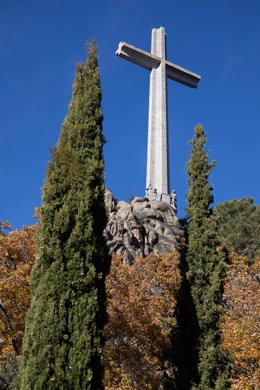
[116, 27, 201, 203]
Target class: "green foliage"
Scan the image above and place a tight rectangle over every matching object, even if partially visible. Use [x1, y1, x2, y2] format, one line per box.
[186, 125, 215, 223]
[214, 197, 260, 259]
[0, 355, 18, 389]
[186, 125, 229, 389]
[16, 42, 110, 390]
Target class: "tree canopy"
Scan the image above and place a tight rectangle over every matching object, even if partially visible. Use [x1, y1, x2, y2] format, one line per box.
[16, 42, 110, 390]
[0, 224, 36, 389]
[221, 253, 260, 389]
[186, 125, 229, 389]
[214, 197, 260, 259]
[104, 253, 182, 390]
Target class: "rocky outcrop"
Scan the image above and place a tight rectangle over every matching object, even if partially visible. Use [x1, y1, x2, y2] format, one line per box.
[104, 189, 184, 263]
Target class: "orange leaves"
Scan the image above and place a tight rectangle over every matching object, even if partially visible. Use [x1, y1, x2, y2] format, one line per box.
[221, 253, 260, 389]
[104, 253, 182, 389]
[0, 222, 11, 234]
[0, 224, 36, 359]
[2, 218, 258, 389]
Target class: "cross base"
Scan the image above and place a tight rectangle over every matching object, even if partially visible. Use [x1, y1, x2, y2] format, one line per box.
[145, 185, 177, 211]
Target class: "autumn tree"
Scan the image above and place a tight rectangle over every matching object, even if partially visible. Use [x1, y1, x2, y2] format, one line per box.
[214, 197, 260, 259]
[0, 223, 36, 388]
[104, 253, 182, 390]
[16, 42, 110, 390]
[0, 224, 36, 358]
[221, 254, 260, 389]
[186, 125, 229, 389]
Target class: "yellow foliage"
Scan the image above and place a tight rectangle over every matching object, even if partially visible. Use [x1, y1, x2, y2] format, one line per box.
[221, 253, 260, 389]
[1, 221, 259, 390]
[0, 224, 36, 360]
[104, 253, 182, 389]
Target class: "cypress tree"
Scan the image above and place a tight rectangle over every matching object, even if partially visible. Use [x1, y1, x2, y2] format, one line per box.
[16, 42, 110, 390]
[186, 125, 229, 389]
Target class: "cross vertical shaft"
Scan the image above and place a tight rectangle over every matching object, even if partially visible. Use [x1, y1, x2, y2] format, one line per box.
[116, 27, 201, 205]
[147, 27, 169, 194]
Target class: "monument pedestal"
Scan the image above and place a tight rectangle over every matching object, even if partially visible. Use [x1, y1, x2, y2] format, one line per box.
[145, 185, 177, 211]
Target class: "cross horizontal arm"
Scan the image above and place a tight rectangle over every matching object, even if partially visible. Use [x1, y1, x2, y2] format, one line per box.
[166, 61, 201, 88]
[116, 42, 160, 70]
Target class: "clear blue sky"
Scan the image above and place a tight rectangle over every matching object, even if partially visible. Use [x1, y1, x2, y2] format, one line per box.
[0, 0, 259, 229]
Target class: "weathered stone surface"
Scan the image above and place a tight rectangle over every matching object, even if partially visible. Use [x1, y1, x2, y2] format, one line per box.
[104, 189, 184, 263]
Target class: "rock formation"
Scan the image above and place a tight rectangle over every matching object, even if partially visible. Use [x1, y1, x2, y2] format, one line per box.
[104, 189, 184, 263]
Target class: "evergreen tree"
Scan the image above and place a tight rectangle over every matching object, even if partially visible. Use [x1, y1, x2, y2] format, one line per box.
[16, 42, 110, 390]
[186, 125, 229, 389]
[214, 197, 260, 259]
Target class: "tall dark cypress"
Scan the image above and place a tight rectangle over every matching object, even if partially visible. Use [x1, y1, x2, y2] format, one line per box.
[16, 42, 110, 390]
[186, 125, 229, 389]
